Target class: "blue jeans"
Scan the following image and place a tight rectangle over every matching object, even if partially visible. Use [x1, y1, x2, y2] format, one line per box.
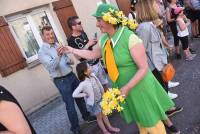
[53, 72, 90, 133]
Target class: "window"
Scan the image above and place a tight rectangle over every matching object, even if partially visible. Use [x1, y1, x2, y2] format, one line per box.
[7, 7, 60, 63]
[10, 17, 39, 61]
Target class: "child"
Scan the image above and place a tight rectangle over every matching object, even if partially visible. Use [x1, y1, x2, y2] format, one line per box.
[174, 7, 196, 61]
[72, 61, 120, 134]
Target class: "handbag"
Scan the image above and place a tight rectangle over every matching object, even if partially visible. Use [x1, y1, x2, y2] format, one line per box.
[161, 63, 175, 82]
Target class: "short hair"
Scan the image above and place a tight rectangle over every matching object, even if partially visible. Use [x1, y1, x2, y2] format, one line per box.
[41, 26, 53, 35]
[67, 16, 79, 30]
[135, 0, 159, 23]
[76, 61, 88, 81]
[130, 5, 136, 11]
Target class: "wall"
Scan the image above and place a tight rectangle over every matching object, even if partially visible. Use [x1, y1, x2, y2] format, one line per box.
[0, 0, 58, 16]
[0, 64, 59, 113]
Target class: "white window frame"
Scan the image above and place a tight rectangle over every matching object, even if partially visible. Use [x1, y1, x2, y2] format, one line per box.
[6, 6, 61, 63]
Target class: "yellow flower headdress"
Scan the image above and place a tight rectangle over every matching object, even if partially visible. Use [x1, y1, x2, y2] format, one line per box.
[93, 3, 138, 31]
[102, 8, 138, 30]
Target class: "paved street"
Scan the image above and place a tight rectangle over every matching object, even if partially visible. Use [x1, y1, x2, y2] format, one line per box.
[28, 39, 200, 134]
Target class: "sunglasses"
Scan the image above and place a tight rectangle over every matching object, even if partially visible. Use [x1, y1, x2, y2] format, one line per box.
[76, 22, 81, 25]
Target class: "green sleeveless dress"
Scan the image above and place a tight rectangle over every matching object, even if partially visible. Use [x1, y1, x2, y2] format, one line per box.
[100, 26, 174, 127]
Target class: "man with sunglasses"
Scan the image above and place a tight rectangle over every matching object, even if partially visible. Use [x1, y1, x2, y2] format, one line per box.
[67, 16, 109, 90]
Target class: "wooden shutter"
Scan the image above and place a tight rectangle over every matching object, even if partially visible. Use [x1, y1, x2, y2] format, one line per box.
[116, 0, 131, 16]
[52, 0, 77, 38]
[0, 16, 27, 77]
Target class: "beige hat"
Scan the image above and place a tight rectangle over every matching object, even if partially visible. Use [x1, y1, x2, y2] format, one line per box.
[153, 19, 163, 27]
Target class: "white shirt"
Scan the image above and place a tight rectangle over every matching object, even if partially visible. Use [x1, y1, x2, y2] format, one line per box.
[177, 19, 189, 37]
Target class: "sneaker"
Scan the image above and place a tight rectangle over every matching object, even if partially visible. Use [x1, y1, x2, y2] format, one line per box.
[84, 116, 96, 123]
[168, 92, 178, 100]
[191, 54, 197, 58]
[166, 107, 183, 117]
[168, 81, 180, 89]
[165, 125, 180, 134]
[186, 54, 196, 61]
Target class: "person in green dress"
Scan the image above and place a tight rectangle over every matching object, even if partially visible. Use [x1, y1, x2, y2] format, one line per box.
[58, 3, 180, 134]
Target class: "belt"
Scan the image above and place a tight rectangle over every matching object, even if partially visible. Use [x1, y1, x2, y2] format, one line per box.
[53, 72, 72, 80]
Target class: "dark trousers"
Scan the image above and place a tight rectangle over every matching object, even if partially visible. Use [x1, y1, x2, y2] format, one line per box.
[152, 69, 169, 93]
[53, 72, 90, 133]
[168, 21, 180, 47]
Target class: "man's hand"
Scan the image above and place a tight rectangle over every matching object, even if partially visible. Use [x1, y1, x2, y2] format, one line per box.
[56, 45, 63, 56]
[57, 46, 74, 55]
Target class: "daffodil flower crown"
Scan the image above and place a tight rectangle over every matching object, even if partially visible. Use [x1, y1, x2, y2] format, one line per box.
[102, 8, 138, 30]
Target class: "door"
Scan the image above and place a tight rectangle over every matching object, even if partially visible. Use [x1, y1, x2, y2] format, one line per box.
[52, 0, 77, 38]
[116, 0, 131, 16]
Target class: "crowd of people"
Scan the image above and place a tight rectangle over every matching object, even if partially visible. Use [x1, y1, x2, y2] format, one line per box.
[1, 0, 200, 134]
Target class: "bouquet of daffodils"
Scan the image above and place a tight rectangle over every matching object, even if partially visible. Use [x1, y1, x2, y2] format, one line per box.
[100, 88, 125, 115]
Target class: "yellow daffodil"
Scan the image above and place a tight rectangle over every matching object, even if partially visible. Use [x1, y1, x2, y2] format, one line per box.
[109, 17, 118, 25]
[112, 88, 121, 95]
[117, 96, 125, 102]
[121, 19, 128, 26]
[129, 23, 138, 30]
[128, 20, 138, 30]
[116, 11, 123, 18]
[102, 12, 112, 22]
[100, 88, 125, 115]
[117, 105, 123, 112]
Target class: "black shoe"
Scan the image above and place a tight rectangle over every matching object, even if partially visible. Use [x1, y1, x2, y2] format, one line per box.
[84, 116, 96, 123]
[166, 107, 183, 117]
[189, 48, 196, 54]
[165, 125, 180, 134]
[175, 54, 182, 59]
[73, 130, 82, 134]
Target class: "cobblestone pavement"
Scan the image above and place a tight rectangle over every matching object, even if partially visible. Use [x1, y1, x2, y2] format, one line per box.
[28, 39, 200, 134]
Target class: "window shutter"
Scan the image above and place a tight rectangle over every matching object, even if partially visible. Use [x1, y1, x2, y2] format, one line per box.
[52, 0, 77, 38]
[0, 16, 27, 77]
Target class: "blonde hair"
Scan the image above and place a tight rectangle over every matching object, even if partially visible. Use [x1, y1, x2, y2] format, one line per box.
[135, 0, 159, 23]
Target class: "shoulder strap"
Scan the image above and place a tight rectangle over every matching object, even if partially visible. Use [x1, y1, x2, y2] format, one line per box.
[130, 12, 136, 19]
